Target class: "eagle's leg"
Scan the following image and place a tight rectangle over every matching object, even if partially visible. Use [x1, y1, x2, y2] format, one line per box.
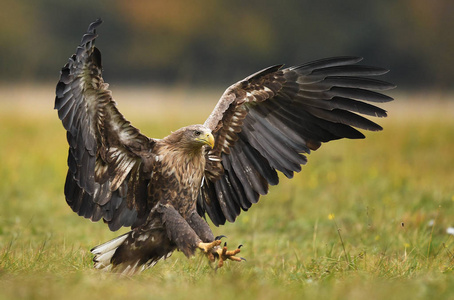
[186, 210, 222, 262]
[159, 204, 243, 267]
[187, 210, 215, 242]
[158, 204, 206, 257]
[186, 210, 243, 267]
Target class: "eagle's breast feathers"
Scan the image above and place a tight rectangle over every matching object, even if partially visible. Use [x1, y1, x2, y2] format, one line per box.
[149, 137, 207, 217]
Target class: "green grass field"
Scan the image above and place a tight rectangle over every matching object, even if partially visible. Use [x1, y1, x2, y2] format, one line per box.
[1, 85, 453, 299]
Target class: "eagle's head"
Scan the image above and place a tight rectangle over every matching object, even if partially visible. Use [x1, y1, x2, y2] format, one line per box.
[166, 124, 214, 151]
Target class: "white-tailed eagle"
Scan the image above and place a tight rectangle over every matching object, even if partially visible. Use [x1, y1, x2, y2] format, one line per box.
[55, 19, 394, 275]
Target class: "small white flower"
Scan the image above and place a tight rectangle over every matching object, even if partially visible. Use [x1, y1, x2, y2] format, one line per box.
[446, 227, 454, 235]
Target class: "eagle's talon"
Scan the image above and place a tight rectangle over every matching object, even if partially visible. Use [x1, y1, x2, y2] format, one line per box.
[215, 235, 227, 240]
[212, 243, 244, 268]
[198, 240, 222, 254]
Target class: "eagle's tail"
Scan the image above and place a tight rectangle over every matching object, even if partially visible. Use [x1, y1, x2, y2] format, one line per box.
[91, 228, 175, 275]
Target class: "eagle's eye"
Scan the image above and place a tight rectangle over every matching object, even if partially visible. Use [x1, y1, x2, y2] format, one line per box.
[194, 131, 201, 136]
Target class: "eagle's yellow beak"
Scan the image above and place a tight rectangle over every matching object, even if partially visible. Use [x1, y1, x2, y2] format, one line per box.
[198, 132, 215, 148]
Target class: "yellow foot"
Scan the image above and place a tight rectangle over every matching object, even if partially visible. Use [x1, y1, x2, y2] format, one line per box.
[214, 243, 244, 269]
[198, 240, 222, 261]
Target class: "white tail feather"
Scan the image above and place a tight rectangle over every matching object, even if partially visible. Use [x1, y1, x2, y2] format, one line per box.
[91, 232, 129, 269]
[90, 229, 175, 275]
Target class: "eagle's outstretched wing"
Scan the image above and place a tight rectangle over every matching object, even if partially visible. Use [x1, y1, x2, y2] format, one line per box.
[55, 19, 155, 231]
[198, 57, 395, 225]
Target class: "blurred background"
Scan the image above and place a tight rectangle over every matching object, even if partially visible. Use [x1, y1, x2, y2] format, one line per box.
[1, 0, 452, 90]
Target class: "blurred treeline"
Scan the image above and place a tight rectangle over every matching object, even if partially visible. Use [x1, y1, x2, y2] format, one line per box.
[1, 0, 452, 89]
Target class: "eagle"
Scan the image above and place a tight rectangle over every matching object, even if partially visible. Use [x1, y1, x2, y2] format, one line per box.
[55, 19, 394, 275]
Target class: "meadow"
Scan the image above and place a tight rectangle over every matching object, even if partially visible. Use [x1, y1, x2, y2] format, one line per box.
[0, 84, 453, 299]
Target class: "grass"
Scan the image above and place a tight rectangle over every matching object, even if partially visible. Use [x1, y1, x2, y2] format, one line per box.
[1, 84, 454, 299]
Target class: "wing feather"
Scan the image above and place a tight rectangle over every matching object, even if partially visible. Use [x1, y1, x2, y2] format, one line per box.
[55, 19, 155, 231]
[223, 154, 260, 205]
[239, 136, 279, 186]
[214, 177, 241, 223]
[230, 148, 268, 196]
[198, 56, 394, 225]
[224, 167, 251, 211]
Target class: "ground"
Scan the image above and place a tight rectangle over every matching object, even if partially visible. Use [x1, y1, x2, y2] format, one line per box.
[0, 85, 453, 300]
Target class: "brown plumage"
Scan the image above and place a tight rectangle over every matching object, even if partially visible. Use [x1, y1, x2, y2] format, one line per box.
[55, 19, 394, 275]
